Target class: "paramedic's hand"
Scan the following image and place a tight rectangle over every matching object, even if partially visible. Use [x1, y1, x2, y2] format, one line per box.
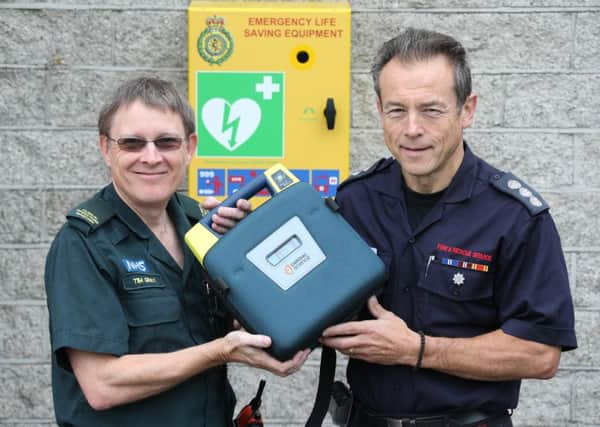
[220, 330, 311, 377]
[319, 296, 421, 366]
[201, 197, 252, 234]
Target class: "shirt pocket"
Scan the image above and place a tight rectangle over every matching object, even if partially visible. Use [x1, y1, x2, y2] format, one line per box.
[420, 256, 493, 301]
[122, 294, 181, 327]
[419, 255, 494, 301]
[417, 256, 496, 333]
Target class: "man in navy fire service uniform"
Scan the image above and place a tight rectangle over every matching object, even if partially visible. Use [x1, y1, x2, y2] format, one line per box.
[44, 77, 309, 427]
[320, 28, 577, 426]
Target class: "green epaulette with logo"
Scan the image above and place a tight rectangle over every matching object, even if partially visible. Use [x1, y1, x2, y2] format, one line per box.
[337, 157, 395, 193]
[491, 172, 549, 216]
[176, 192, 207, 223]
[66, 194, 114, 234]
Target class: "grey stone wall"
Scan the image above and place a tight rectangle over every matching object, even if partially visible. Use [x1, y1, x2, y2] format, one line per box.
[1, 1, 598, 425]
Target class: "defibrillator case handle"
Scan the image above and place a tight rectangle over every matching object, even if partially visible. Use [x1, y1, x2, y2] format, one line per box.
[189, 163, 302, 266]
[199, 173, 269, 234]
[199, 164, 302, 236]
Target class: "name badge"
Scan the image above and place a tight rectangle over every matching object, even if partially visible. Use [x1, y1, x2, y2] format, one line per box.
[122, 274, 163, 291]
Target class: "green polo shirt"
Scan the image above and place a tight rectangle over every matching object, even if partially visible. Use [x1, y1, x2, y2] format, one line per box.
[45, 184, 234, 427]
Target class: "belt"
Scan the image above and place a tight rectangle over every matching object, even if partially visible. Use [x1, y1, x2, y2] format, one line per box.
[382, 414, 447, 427]
[350, 402, 512, 427]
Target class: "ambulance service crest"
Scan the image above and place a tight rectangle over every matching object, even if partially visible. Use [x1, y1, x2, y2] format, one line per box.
[197, 16, 234, 65]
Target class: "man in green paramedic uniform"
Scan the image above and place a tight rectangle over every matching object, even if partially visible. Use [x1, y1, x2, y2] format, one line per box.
[44, 77, 310, 427]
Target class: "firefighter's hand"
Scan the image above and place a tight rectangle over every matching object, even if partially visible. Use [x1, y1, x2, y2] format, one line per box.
[319, 295, 421, 366]
[201, 197, 252, 235]
[221, 330, 311, 377]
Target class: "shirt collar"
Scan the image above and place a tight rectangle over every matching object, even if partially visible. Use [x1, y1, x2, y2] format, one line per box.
[370, 142, 478, 204]
[370, 160, 405, 199]
[101, 184, 190, 240]
[443, 142, 479, 204]
[167, 193, 193, 239]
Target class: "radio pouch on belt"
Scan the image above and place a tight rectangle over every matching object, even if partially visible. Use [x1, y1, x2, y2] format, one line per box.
[185, 164, 387, 426]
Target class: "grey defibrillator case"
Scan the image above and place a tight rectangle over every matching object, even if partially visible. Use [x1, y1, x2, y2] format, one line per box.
[185, 164, 387, 360]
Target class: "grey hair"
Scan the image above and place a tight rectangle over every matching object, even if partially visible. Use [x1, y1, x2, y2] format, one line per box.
[371, 28, 472, 107]
[98, 77, 195, 138]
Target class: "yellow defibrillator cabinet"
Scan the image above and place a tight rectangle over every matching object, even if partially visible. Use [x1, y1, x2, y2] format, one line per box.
[187, 1, 351, 203]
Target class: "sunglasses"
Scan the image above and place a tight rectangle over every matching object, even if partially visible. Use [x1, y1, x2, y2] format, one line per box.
[107, 136, 185, 152]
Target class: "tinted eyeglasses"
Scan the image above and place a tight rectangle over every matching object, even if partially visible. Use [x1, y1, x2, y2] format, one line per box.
[107, 136, 185, 152]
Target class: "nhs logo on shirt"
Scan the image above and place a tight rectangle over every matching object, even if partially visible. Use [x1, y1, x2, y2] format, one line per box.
[122, 258, 149, 273]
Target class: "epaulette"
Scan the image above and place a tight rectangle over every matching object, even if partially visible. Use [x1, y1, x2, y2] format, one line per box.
[491, 172, 549, 215]
[337, 157, 395, 192]
[66, 195, 114, 234]
[176, 192, 206, 222]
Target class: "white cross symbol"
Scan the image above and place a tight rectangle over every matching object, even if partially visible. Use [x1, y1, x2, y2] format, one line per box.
[256, 76, 280, 100]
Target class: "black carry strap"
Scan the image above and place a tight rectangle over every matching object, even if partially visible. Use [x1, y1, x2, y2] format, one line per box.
[304, 199, 341, 426]
[305, 346, 336, 427]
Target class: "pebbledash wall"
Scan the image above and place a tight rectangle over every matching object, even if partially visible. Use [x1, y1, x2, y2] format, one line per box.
[0, 0, 599, 425]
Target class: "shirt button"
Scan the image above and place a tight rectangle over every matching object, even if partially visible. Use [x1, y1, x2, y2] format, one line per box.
[404, 287, 410, 293]
[408, 237, 416, 244]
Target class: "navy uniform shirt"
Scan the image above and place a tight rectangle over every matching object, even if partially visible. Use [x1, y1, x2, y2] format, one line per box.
[45, 184, 234, 427]
[336, 144, 577, 417]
